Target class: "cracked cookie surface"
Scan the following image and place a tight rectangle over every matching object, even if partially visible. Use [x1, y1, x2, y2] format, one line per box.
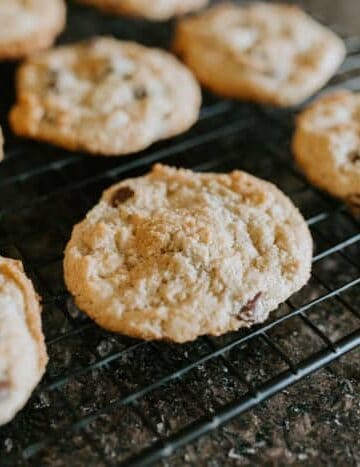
[293, 91, 360, 208]
[78, 0, 208, 21]
[0, 0, 66, 60]
[173, 3, 345, 106]
[0, 257, 48, 426]
[10, 37, 201, 156]
[64, 164, 312, 343]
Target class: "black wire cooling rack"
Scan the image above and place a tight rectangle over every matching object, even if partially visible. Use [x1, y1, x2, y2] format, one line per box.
[0, 2, 359, 466]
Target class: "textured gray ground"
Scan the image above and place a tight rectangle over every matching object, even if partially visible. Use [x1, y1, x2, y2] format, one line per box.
[162, 348, 360, 466]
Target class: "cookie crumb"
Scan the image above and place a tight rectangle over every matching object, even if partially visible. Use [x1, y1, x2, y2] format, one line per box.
[228, 448, 247, 461]
[4, 438, 13, 453]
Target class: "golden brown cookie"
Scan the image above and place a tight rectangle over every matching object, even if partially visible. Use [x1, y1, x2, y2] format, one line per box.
[79, 0, 208, 21]
[10, 37, 201, 156]
[173, 3, 346, 106]
[64, 164, 312, 343]
[0, 0, 66, 60]
[293, 90, 360, 208]
[0, 257, 48, 426]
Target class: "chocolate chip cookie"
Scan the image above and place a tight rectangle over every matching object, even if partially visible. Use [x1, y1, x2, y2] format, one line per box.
[79, 0, 208, 21]
[10, 37, 201, 156]
[64, 164, 312, 343]
[0, 257, 48, 426]
[173, 3, 345, 106]
[293, 90, 360, 209]
[0, 0, 66, 60]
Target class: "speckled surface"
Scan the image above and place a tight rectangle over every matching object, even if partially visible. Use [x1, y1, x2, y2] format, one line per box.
[161, 348, 360, 466]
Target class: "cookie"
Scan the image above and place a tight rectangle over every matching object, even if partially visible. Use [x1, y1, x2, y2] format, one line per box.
[79, 0, 208, 21]
[173, 3, 346, 107]
[0, 257, 48, 426]
[64, 164, 312, 343]
[10, 37, 201, 156]
[0, 0, 66, 60]
[293, 90, 360, 208]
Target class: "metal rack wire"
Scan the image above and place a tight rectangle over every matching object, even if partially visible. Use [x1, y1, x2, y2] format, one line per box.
[0, 2, 359, 466]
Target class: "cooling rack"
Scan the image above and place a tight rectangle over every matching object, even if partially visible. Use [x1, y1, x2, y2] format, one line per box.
[0, 2, 359, 466]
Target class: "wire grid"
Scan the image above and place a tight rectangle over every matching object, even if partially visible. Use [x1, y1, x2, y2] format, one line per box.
[0, 3, 360, 467]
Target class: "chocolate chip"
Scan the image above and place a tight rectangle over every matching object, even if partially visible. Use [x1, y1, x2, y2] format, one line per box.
[110, 186, 135, 207]
[237, 292, 262, 321]
[0, 380, 10, 400]
[123, 73, 133, 81]
[48, 70, 60, 92]
[263, 68, 284, 80]
[43, 111, 58, 124]
[348, 151, 360, 164]
[133, 86, 148, 100]
[100, 64, 114, 79]
[102, 66, 133, 81]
